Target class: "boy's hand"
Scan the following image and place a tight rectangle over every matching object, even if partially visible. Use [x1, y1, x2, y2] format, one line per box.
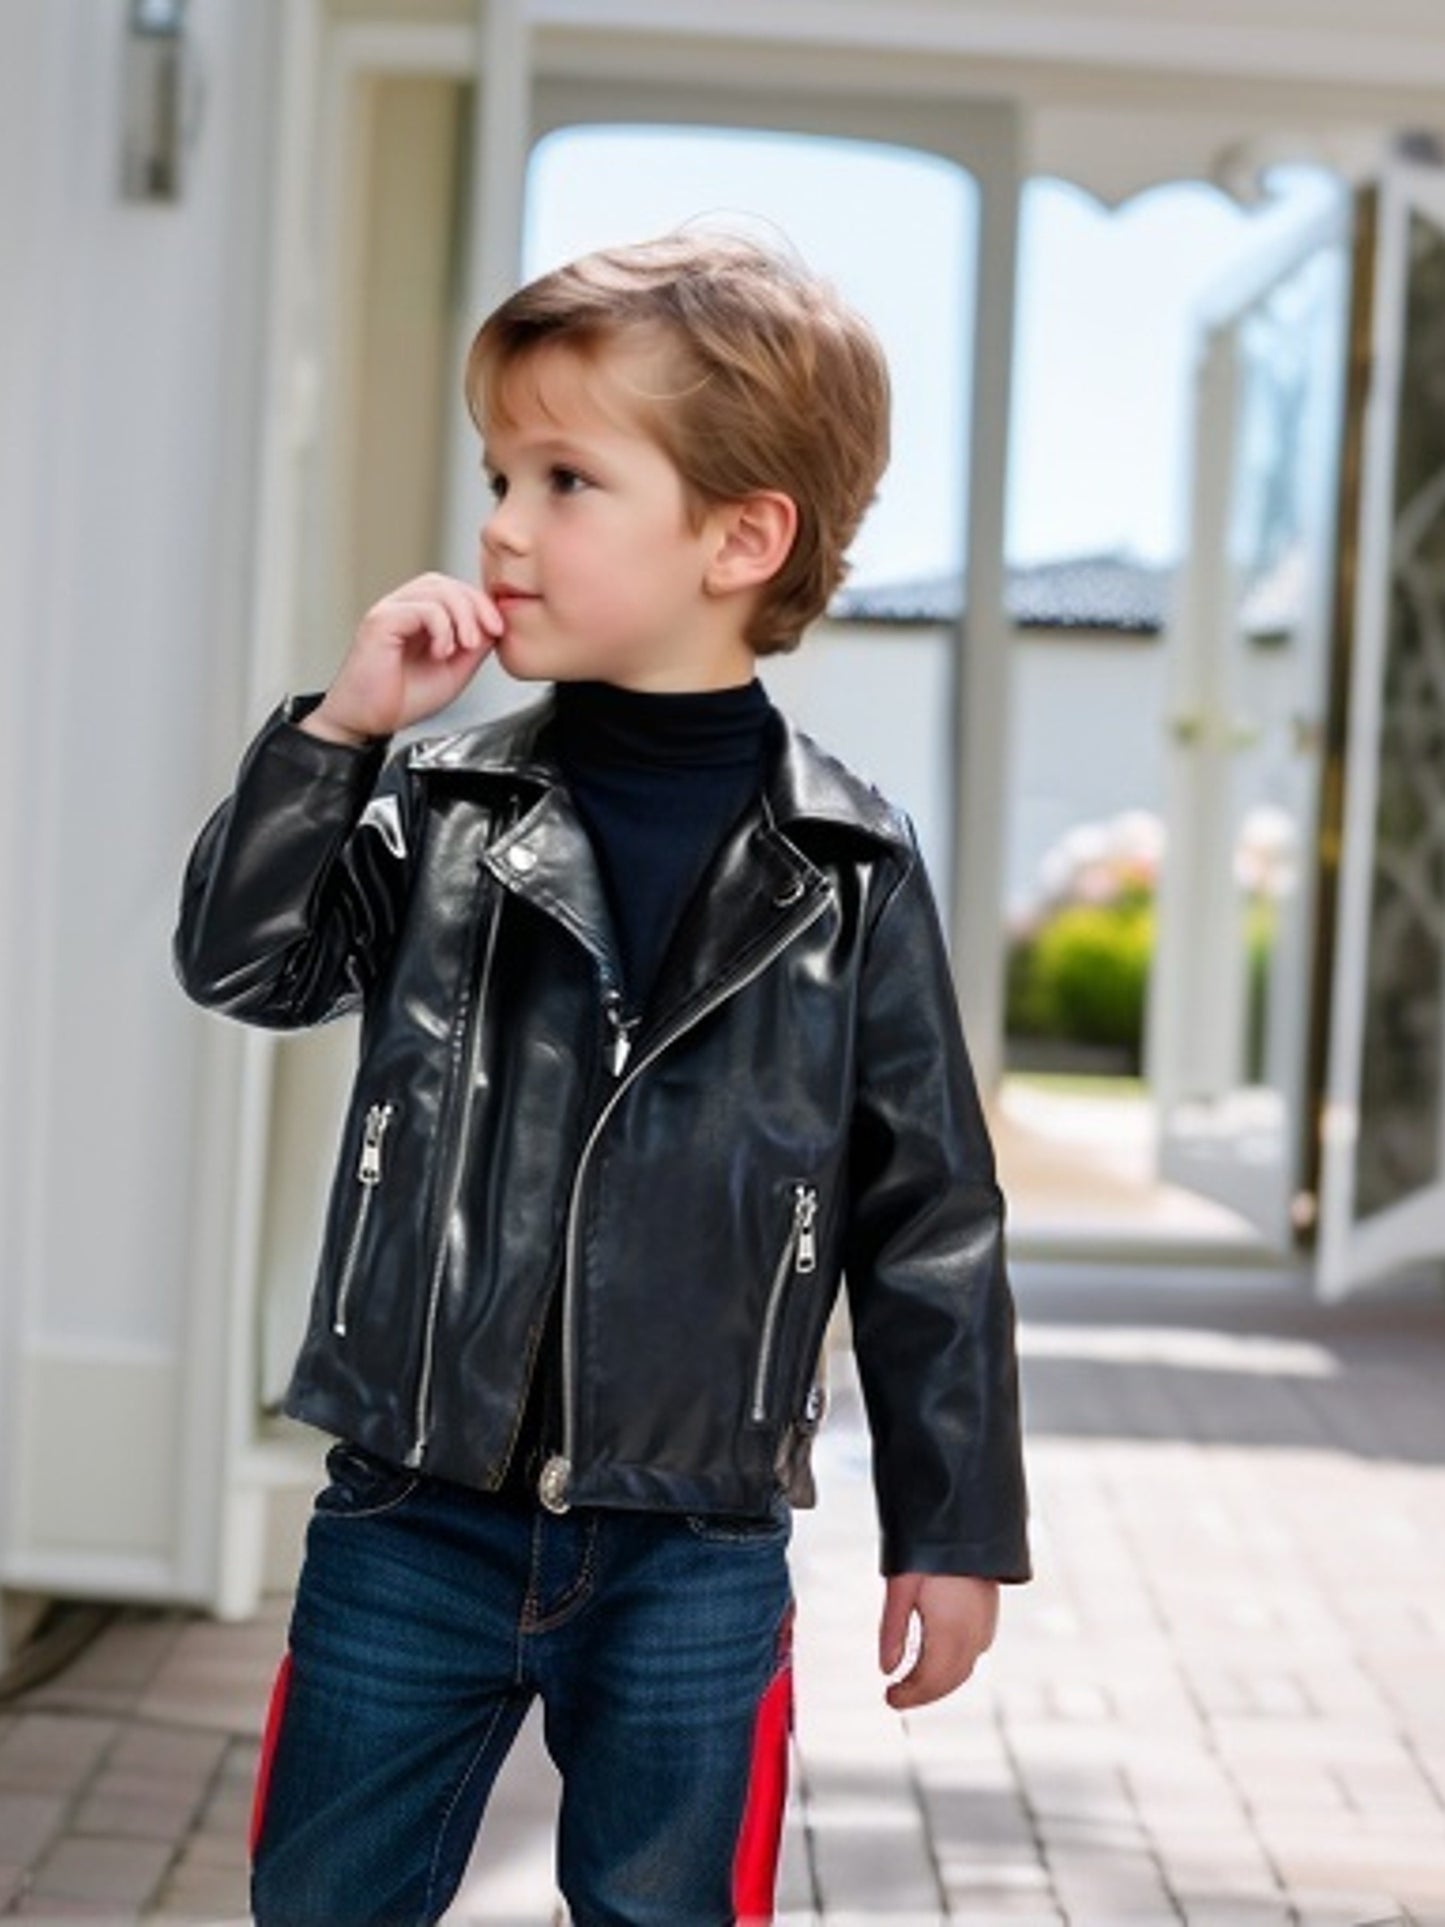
[879, 1572, 999, 1710]
[302, 572, 505, 746]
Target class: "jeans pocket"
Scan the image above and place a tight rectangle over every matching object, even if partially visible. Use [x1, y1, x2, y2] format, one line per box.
[314, 1441, 421, 1521]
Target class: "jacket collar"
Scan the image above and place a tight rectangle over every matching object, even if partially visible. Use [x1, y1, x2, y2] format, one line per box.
[405, 690, 910, 851]
[407, 692, 909, 1035]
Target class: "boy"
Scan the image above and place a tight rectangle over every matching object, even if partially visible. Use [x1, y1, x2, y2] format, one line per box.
[176, 230, 1029, 1927]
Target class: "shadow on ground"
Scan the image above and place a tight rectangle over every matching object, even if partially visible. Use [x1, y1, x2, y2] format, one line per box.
[1013, 1265, 1445, 1463]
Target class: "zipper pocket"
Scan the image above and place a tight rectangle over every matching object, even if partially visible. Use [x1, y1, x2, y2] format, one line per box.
[750, 1183, 819, 1424]
[332, 1101, 395, 1336]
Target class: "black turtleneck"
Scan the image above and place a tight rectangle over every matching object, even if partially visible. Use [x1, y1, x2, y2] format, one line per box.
[553, 677, 776, 1016]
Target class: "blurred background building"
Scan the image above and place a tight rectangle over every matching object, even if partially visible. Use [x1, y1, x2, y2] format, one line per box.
[4, 0, 1445, 1650]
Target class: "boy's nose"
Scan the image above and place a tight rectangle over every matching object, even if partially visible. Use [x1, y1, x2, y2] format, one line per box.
[482, 501, 528, 557]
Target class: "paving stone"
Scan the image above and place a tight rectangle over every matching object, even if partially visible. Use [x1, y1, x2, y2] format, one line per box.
[775, 1812, 814, 1913]
[947, 1912, 1064, 1926]
[922, 1787, 1035, 1858]
[107, 1726, 227, 1785]
[69, 1784, 202, 1842]
[1046, 1844, 1177, 1916]
[27, 1833, 172, 1907]
[0, 1718, 116, 1799]
[814, 1913, 945, 1926]
[148, 1856, 252, 1915]
[941, 1861, 1055, 1907]
[0, 1795, 66, 1864]
[1063, 1911, 1182, 1926]
[164, 1825, 248, 1873]
[20, 1615, 186, 1721]
[806, 1803, 941, 1913]
[1290, 1892, 1419, 1926]
[7, 1900, 143, 1920]
[213, 1738, 260, 1786]
[1171, 1899, 1293, 1925]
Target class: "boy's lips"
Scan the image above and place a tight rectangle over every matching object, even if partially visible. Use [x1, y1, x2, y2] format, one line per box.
[489, 585, 540, 610]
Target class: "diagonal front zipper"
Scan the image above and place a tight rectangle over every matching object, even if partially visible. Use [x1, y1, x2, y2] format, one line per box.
[750, 1182, 819, 1424]
[537, 883, 832, 1513]
[332, 1102, 395, 1336]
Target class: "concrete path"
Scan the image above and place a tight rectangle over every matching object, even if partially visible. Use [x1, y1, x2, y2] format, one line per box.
[2, 1263, 1444, 1924]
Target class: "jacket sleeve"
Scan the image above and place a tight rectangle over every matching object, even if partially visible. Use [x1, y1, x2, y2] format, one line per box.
[844, 831, 1030, 1582]
[173, 694, 417, 1029]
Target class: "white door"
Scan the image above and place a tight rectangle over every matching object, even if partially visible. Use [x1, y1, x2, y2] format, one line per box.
[1317, 167, 1445, 1297]
[1149, 201, 1353, 1249]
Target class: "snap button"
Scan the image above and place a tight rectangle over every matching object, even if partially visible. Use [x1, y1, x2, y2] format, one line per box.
[507, 844, 538, 874]
[538, 1454, 572, 1514]
[773, 877, 806, 906]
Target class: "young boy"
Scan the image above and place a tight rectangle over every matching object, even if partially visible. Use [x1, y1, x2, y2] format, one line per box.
[176, 230, 1029, 1927]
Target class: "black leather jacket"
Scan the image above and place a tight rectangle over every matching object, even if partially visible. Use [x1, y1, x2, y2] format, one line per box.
[175, 692, 1029, 1580]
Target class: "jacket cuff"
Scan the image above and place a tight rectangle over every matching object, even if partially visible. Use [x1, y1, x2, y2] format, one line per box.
[252, 692, 391, 785]
[880, 1525, 1032, 1584]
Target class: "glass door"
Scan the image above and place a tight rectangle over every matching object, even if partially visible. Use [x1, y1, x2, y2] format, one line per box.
[1318, 167, 1445, 1296]
[1149, 201, 1353, 1247]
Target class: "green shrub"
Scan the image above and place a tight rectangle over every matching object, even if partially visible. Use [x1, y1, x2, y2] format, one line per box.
[1007, 890, 1154, 1054]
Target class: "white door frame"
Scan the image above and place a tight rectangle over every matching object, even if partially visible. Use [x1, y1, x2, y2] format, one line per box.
[1149, 198, 1352, 1251]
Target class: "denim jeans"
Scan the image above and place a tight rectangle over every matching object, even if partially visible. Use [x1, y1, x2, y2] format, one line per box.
[250, 1443, 794, 1927]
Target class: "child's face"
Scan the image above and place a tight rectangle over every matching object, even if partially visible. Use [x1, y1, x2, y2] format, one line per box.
[479, 339, 751, 690]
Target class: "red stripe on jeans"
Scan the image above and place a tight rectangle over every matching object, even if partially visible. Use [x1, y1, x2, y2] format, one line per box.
[732, 1608, 795, 1926]
[249, 1652, 294, 1858]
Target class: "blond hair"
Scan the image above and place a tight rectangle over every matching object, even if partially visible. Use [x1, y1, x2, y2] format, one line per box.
[464, 230, 890, 655]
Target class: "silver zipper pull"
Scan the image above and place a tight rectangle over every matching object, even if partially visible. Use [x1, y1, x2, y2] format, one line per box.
[357, 1102, 394, 1185]
[603, 996, 638, 1077]
[795, 1184, 818, 1274]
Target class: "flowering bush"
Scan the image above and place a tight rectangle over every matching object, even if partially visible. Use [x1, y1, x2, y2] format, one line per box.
[1007, 805, 1288, 1070]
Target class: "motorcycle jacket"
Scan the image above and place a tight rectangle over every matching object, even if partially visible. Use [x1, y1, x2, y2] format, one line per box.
[174, 692, 1030, 1580]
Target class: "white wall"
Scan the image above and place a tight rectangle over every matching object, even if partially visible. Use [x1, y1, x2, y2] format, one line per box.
[1006, 628, 1168, 920]
[0, 0, 281, 1612]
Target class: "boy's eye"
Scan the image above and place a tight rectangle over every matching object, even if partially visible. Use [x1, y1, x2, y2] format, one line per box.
[484, 472, 507, 502]
[549, 466, 590, 496]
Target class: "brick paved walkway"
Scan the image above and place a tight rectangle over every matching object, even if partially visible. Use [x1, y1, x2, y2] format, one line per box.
[2, 1263, 1444, 1924]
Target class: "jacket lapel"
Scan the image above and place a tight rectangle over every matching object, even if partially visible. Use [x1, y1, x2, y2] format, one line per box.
[410, 695, 906, 1030]
[638, 805, 830, 1047]
[481, 785, 624, 992]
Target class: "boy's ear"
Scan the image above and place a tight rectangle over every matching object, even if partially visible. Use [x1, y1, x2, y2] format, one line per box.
[704, 491, 798, 597]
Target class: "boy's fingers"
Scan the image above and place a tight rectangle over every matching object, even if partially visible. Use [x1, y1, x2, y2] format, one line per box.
[437, 582, 490, 654]
[884, 1626, 978, 1711]
[392, 582, 496, 657]
[476, 589, 505, 639]
[387, 597, 454, 658]
[428, 575, 502, 649]
[878, 1574, 921, 1675]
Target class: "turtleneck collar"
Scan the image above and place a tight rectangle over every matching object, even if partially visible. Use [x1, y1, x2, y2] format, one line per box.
[553, 678, 773, 774]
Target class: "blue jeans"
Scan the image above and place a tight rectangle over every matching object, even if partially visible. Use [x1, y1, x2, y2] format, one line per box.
[250, 1444, 794, 1927]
